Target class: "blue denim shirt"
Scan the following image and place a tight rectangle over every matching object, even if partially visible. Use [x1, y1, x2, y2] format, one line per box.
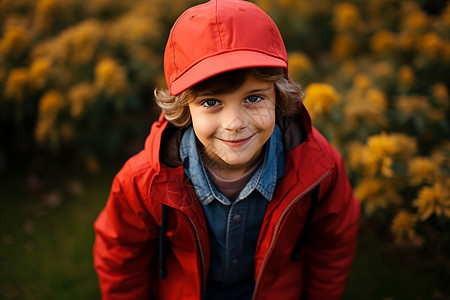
[180, 125, 285, 300]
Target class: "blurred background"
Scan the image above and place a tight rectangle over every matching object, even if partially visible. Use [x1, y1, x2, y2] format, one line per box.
[0, 0, 449, 298]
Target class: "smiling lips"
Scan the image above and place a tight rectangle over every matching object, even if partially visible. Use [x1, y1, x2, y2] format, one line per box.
[218, 134, 255, 148]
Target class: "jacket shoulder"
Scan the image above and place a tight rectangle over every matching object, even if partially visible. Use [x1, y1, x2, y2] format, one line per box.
[308, 126, 352, 199]
[310, 126, 343, 164]
[117, 150, 156, 182]
[112, 150, 162, 218]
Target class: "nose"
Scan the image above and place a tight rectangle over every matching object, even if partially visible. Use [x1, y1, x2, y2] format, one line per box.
[223, 105, 247, 133]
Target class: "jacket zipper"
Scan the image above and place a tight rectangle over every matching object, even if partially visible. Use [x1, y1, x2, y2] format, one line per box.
[184, 213, 207, 299]
[251, 170, 331, 300]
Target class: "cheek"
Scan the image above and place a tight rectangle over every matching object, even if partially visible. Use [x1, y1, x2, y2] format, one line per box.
[190, 111, 217, 142]
[251, 102, 276, 130]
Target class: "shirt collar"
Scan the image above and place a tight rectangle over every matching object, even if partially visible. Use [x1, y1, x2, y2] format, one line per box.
[180, 125, 285, 205]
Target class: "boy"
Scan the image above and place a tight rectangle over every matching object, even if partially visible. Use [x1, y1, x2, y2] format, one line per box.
[93, 0, 360, 299]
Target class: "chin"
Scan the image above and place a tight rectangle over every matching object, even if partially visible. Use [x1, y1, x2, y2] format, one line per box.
[221, 155, 253, 168]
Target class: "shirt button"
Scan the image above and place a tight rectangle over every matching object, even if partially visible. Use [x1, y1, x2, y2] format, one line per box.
[233, 215, 242, 223]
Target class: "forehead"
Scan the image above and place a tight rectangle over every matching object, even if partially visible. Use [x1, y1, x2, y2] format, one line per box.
[196, 74, 274, 97]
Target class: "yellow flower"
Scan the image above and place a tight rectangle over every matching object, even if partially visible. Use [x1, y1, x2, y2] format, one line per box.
[338, 60, 358, 82]
[369, 0, 395, 14]
[35, 117, 55, 144]
[95, 58, 127, 96]
[408, 157, 440, 185]
[303, 83, 340, 119]
[361, 132, 416, 176]
[440, 3, 450, 28]
[294, 1, 313, 16]
[5, 68, 28, 102]
[39, 90, 65, 118]
[332, 3, 362, 32]
[68, 83, 96, 118]
[380, 156, 394, 177]
[427, 109, 446, 123]
[391, 210, 417, 243]
[363, 133, 397, 175]
[355, 178, 382, 200]
[70, 20, 103, 64]
[34, 20, 103, 65]
[0, 26, 30, 59]
[288, 52, 313, 81]
[370, 30, 396, 54]
[366, 88, 387, 110]
[398, 65, 415, 88]
[36, 0, 60, 16]
[390, 133, 417, 161]
[431, 141, 450, 168]
[353, 73, 372, 91]
[277, 0, 295, 9]
[396, 95, 430, 115]
[366, 133, 399, 157]
[355, 178, 385, 215]
[431, 83, 449, 106]
[418, 32, 443, 59]
[361, 147, 380, 176]
[346, 141, 364, 171]
[402, 9, 428, 34]
[413, 183, 450, 221]
[331, 34, 357, 59]
[355, 178, 401, 215]
[343, 87, 388, 130]
[58, 20, 103, 64]
[372, 61, 394, 81]
[29, 57, 52, 89]
[107, 9, 160, 48]
[35, 0, 63, 34]
[397, 32, 417, 51]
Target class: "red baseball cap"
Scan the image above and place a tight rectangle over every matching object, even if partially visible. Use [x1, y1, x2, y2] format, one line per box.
[164, 0, 288, 95]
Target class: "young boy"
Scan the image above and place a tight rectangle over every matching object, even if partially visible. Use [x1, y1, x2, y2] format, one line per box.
[93, 0, 360, 299]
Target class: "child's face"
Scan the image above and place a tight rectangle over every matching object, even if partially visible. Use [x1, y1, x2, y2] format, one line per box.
[188, 75, 276, 177]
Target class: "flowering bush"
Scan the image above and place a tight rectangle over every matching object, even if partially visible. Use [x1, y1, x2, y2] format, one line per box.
[258, 0, 449, 254]
[0, 0, 199, 172]
[0, 0, 448, 254]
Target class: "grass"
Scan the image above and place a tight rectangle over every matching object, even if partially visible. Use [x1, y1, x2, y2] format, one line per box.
[344, 223, 448, 300]
[0, 165, 448, 299]
[0, 167, 111, 299]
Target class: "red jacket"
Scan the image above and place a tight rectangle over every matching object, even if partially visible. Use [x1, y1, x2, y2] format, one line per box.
[93, 106, 360, 300]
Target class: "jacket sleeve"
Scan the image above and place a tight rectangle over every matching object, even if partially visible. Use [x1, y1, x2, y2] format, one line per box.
[93, 171, 159, 300]
[303, 152, 360, 300]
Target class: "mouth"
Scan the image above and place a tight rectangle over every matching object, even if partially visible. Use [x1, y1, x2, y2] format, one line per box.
[218, 134, 255, 148]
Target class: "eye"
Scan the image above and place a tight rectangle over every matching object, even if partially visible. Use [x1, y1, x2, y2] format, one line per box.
[244, 95, 263, 104]
[201, 99, 221, 108]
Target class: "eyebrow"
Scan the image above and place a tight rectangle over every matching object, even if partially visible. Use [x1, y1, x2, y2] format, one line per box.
[245, 86, 273, 94]
[197, 86, 273, 97]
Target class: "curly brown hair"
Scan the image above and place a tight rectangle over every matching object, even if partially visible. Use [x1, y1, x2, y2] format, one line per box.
[154, 67, 303, 127]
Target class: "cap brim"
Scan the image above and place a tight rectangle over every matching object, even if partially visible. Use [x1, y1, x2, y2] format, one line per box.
[169, 50, 287, 95]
